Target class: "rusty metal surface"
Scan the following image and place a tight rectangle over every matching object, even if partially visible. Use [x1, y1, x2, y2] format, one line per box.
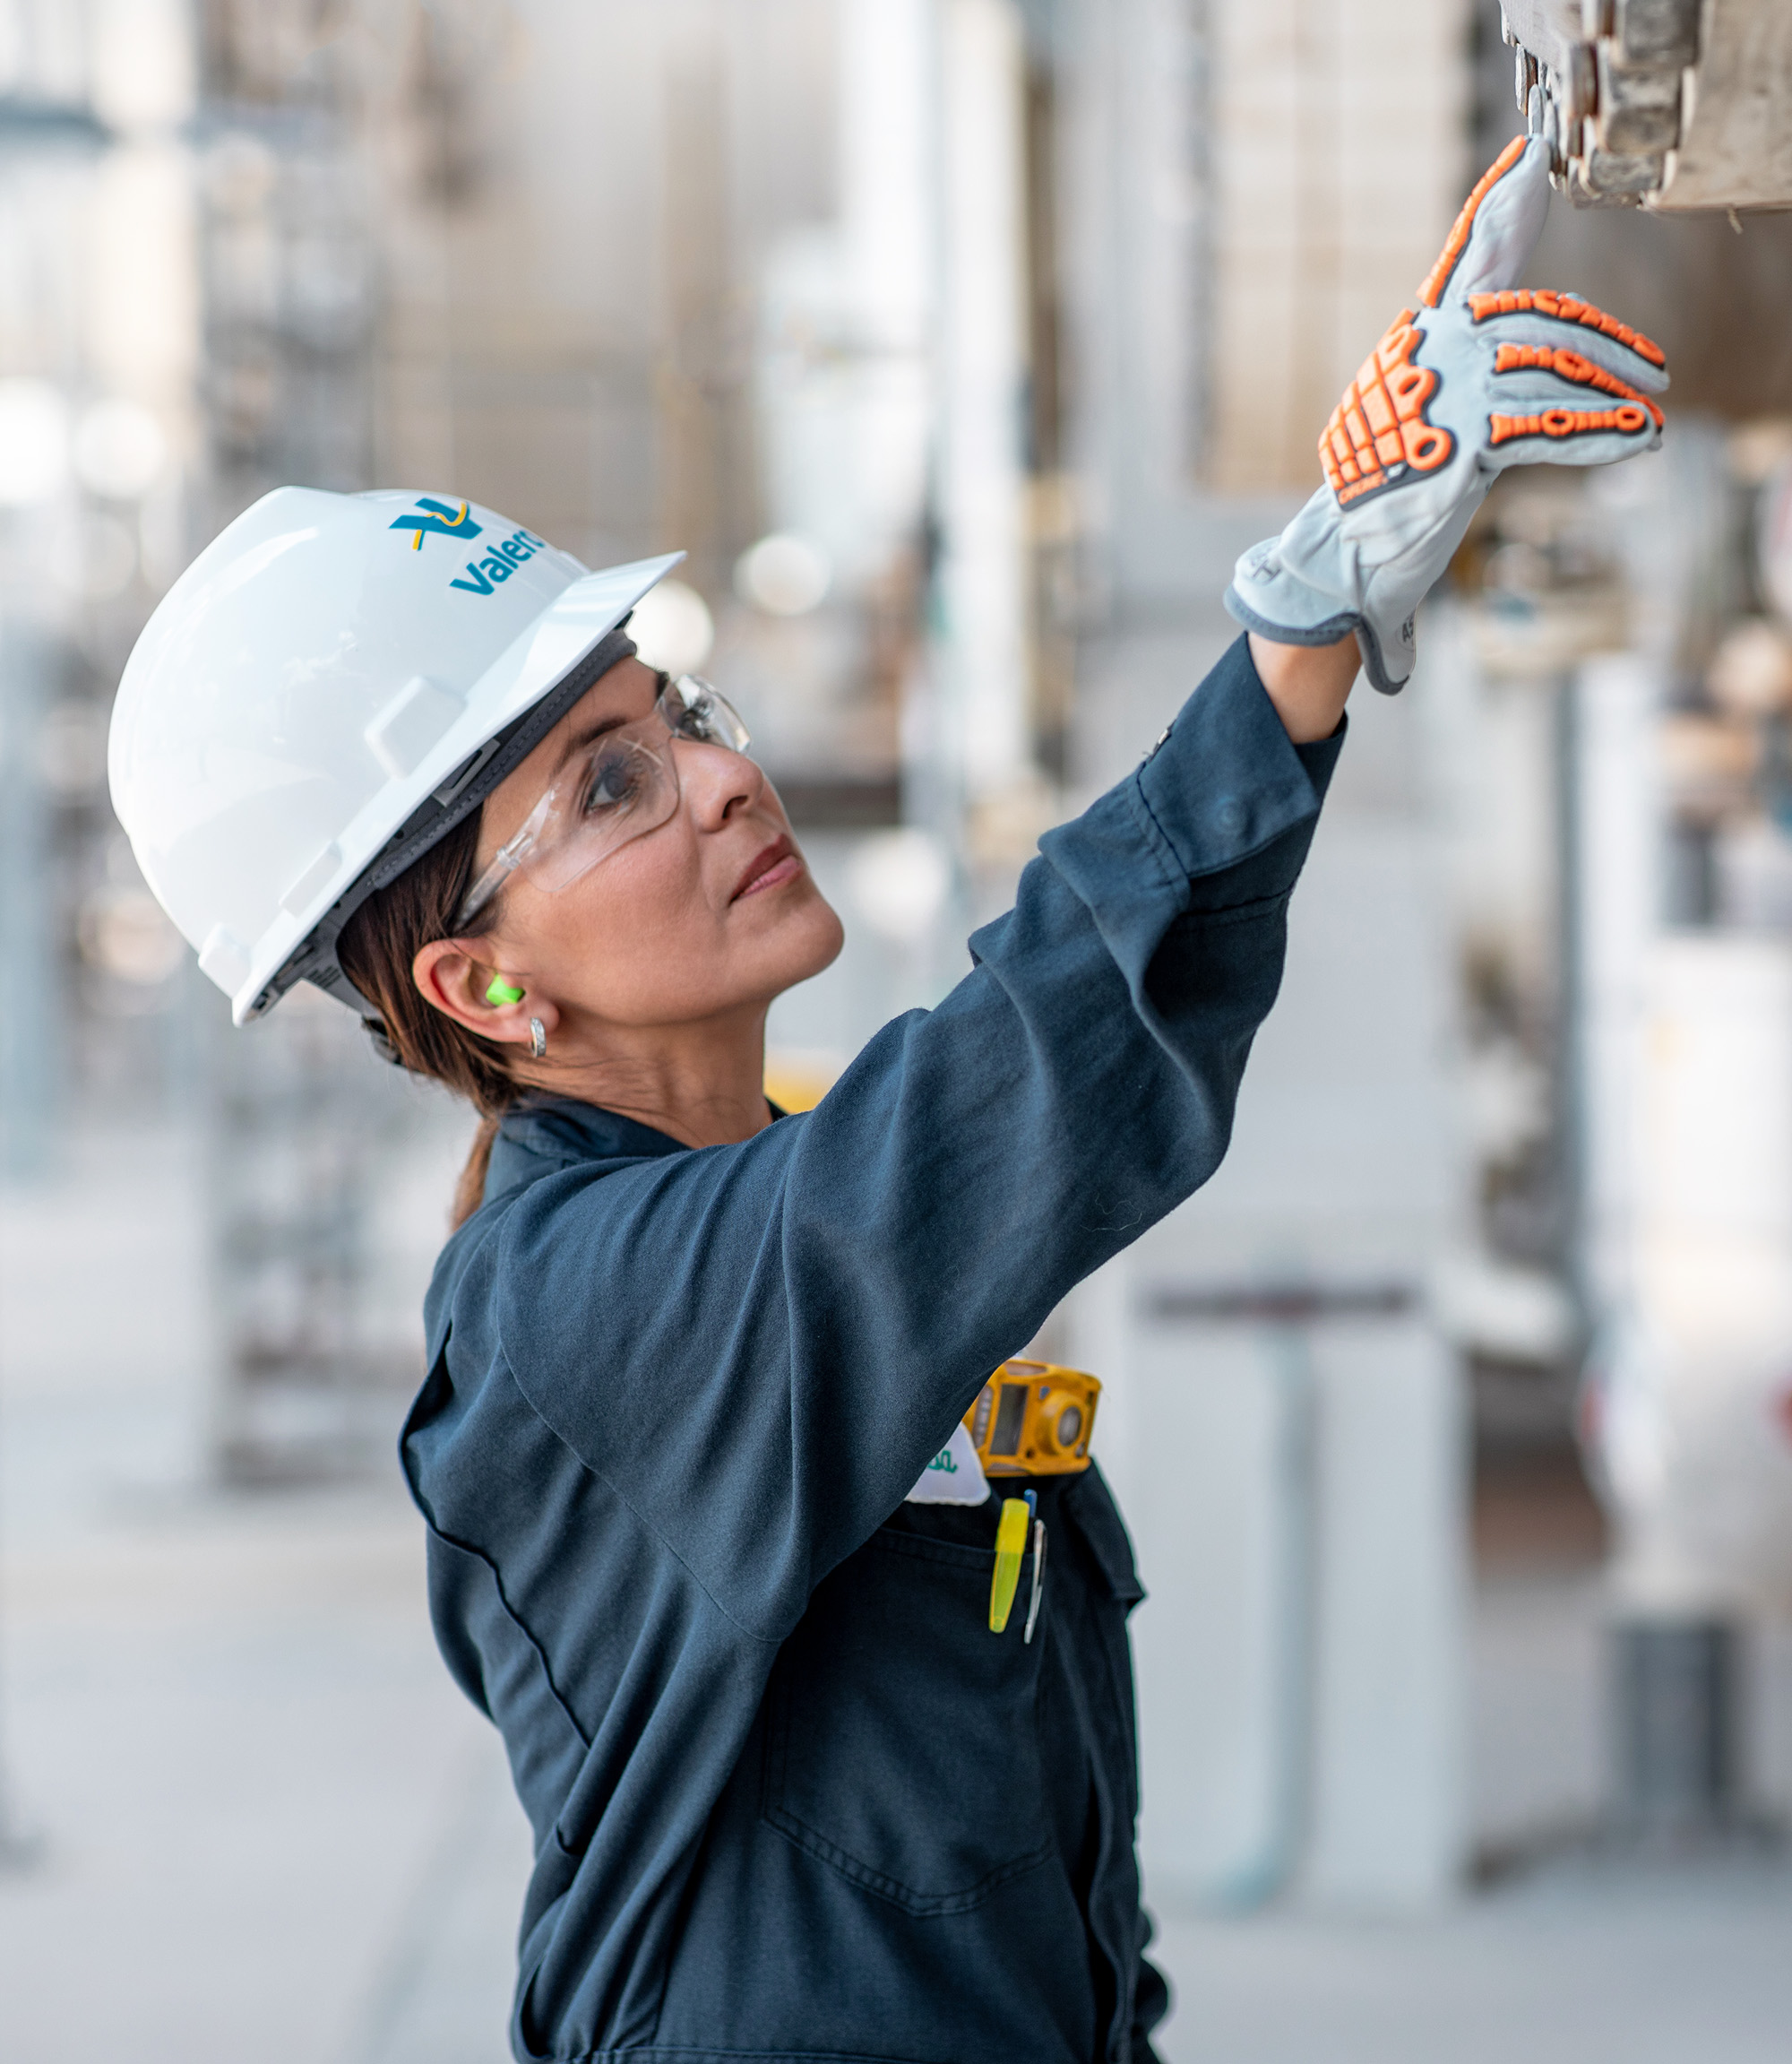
[1655, 0, 1792, 212]
[1499, 0, 1792, 212]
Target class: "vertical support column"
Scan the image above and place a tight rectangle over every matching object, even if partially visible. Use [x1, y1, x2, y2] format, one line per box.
[0, 1498, 41, 1870]
[1202, 0, 1470, 495]
[1612, 1618, 1745, 1838]
[0, 611, 54, 1869]
[840, 0, 934, 402]
[1595, 934, 1792, 1836]
[1574, 652, 1662, 1328]
[1122, 1317, 1315, 1909]
[0, 617, 56, 1179]
[1089, 1282, 1467, 1909]
[1300, 1316, 1466, 1905]
[933, 0, 1033, 807]
[0, 1302, 41, 1868]
[659, 35, 737, 599]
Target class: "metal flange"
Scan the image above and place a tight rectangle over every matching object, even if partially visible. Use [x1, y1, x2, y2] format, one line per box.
[1499, 0, 1792, 212]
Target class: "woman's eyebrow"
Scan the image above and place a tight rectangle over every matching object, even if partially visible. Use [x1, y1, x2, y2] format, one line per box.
[550, 711, 631, 773]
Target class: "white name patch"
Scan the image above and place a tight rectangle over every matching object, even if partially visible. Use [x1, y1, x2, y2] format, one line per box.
[904, 1421, 990, 1507]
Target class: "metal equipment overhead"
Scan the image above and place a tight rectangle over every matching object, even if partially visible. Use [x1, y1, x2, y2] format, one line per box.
[1500, 0, 1792, 211]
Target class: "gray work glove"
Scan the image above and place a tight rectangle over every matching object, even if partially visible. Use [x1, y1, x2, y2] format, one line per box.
[1224, 132, 1669, 694]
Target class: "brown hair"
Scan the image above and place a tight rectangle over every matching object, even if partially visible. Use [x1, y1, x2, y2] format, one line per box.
[337, 811, 520, 1230]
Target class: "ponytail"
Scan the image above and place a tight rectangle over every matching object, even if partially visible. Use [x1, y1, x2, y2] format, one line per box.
[337, 810, 521, 1230]
[450, 1115, 504, 1231]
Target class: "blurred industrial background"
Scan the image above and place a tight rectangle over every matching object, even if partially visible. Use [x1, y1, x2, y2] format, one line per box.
[2, 1, 1791, 2059]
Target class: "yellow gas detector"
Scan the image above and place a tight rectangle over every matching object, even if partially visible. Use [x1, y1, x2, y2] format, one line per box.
[962, 1359, 1101, 1478]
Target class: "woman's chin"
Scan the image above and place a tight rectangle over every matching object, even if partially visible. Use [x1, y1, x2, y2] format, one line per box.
[765, 893, 845, 990]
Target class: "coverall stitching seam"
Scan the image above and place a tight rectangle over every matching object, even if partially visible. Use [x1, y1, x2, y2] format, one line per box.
[857, 1528, 997, 1570]
[401, 1346, 596, 1750]
[1131, 762, 1320, 891]
[410, 1507, 594, 1752]
[475, 1137, 586, 1215]
[759, 1524, 1055, 1914]
[760, 1803, 1055, 1914]
[761, 1650, 1055, 1914]
[497, 1341, 784, 1652]
[1119, 774, 1193, 901]
[1162, 887, 1294, 935]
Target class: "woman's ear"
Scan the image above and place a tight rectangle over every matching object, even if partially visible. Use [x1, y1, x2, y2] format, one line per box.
[413, 937, 559, 1049]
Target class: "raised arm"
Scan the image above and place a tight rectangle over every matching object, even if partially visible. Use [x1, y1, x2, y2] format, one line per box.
[461, 635, 1343, 1638]
[433, 133, 1674, 1644]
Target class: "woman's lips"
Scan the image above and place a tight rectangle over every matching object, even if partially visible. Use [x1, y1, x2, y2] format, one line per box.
[733, 837, 801, 901]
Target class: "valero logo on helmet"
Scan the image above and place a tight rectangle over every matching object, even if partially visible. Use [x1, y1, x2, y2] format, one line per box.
[389, 495, 552, 598]
[390, 496, 482, 548]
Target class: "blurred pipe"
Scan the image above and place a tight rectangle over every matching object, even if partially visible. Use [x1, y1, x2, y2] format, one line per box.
[0, 1412, 44, 1871]
[1208, 1325, 1315, 1911]
[840, 0, 933, 361]
[1611, 1617, 1746, 1840]
[0, 1184, 44, 1868]
[1556, 669, 1590, 1334]
[1573, 653, 1663, 1326]
[931, 0, 1032, 805]
[0, 616, 57, 1178]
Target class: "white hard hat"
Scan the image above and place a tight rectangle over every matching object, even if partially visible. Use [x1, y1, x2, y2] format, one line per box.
[108, 486, 682, 1023]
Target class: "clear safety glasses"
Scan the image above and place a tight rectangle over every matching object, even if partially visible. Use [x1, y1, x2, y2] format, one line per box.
[456, 673, 751, 930]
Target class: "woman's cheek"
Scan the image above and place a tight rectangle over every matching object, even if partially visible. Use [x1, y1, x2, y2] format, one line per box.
[578, 876, 727, 1012]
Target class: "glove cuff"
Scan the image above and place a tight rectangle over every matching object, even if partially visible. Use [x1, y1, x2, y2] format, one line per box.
[1222, 578, 1358, 650]
[1225, 554, 1414, 698]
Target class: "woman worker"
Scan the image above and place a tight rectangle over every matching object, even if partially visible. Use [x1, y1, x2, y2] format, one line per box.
[109, 140, 1664, 2062]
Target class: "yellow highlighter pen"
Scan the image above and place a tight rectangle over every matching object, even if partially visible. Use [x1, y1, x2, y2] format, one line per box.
[989, 1496, 1031, 1633]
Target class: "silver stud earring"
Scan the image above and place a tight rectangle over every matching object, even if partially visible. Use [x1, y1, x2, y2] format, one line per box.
[528, 1016, 547, 1060]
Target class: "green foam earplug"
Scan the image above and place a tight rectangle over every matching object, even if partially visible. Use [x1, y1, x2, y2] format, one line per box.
[485, 975, 524, 1006]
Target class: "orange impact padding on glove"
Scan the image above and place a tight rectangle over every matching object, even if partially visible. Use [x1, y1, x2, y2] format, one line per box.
[1488, 404, 1655, 445]
[1492, 341, 1665, 426]
[1239, 135, 1669, 697]
[1469, 289, 1667, 367]
[1319, 311, 1454, 508]
[1416, 134, 1528, 309]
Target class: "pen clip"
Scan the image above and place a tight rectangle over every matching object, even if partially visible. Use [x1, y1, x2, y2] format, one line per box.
[1023, 1519, 1047, 1645]
[989, 1496, 1030, 1632]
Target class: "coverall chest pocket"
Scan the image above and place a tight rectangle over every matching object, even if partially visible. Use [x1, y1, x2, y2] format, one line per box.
[762, 1526, 1053, 1916]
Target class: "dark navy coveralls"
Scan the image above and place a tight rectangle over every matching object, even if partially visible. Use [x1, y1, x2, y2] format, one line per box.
[407, 635, 1345, 2064]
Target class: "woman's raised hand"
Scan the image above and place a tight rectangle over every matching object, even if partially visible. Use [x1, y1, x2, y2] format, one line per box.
[1225, 132, 1669, 695]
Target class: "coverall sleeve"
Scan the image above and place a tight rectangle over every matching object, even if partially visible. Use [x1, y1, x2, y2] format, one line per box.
[479, 633, 1343, 1641]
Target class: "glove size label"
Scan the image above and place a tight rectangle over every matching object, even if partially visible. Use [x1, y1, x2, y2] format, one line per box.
[1319, 311, 1453, 509]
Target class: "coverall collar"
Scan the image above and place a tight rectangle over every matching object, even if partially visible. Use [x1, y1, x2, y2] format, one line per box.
[485, 1094, 688, 1205]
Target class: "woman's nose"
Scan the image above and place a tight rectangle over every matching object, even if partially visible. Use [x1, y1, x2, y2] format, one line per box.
[677, 739, 763, 829]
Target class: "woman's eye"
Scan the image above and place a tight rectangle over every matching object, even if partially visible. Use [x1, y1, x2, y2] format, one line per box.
[582, 747, 647, 814]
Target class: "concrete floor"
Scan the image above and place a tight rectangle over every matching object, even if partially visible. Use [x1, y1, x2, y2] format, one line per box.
[3, 1125, 1790, 2062]
[0, 1485, 521, 2064]
[0, 1121, 520, 2063]
[1151, 1852, 1792, 2064]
